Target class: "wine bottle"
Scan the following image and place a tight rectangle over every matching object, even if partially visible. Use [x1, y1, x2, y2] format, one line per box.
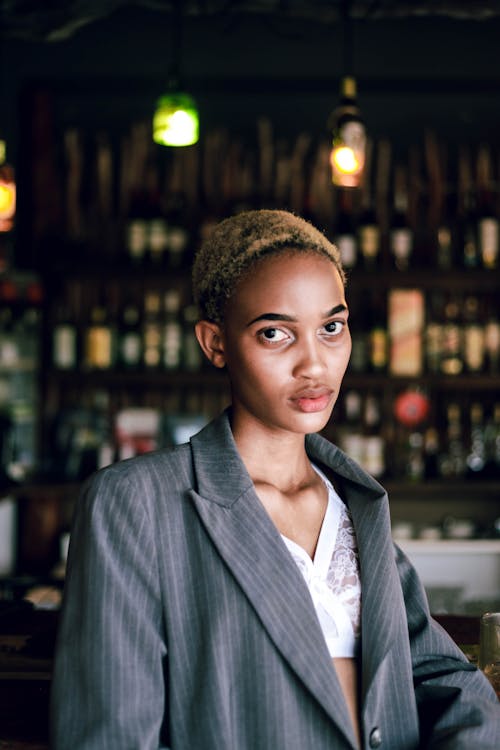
[440, 295, 463, 376]
[83, 300, 115, 370]
[438, 402, 466, 478]
[425, 291, 444, 374]
[368, 291, 387, 373]
[143, 291, 162, 369]
[389, 165, 413, 271]
[484, 296, 500, 374]
[363, 393, 385, 479]
[462, 295, 485, 374]
[466, 402, 486, 476]
[476, 145, 499, 270]
[52, 301, 78, 370]
[162, 289, 182, 370]
[333, 189, 358, 270]
[457, 147, 479, 269]
[483, 403, 500, 478]
[118, 301, 142, 369]
[357, 139, 381, 269]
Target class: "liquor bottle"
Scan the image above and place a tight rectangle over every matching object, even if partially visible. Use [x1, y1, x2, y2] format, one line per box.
[466, 402, 486, 476]
[457, 147, 479, 269]
[462, 295, 485, 374]
[162, 290, 182, 370]
[423, 426, 440, 479]
[440, 295, 463, 376]
[118, 301, 142, 369]
[52, 295, 78, 370]
[435, 191, 457, 270]
[347, 293, 369, 374]
[357, 139, 381, 269]
[148, 219, 168, 267]
[368, 291, 387, 373]
[333, 189, 357, 270]
[83, 301, 115, 370]
[182, 303, 203, 372]
[406, 430, 425, 481]
[18, 286, 42, 370]
[425, 292, 444, 374]
[476, 146, 499, 271]
[165, 192, 190, 270]
[425, 133, 456, 270]
[483, 403, 500, 478]
[142, 291, 162, 369]
[389, 165, 413, 271]
[338, 390, 365, 467]
[438, 402, 466, 478]
[363, 393, 385, 479]
[484, 296, 500, 374]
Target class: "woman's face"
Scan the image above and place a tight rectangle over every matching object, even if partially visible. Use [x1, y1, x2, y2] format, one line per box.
[219, 251, 351, 437]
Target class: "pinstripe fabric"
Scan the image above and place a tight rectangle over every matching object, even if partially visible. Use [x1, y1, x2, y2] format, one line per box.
[50, 409, 500, 749]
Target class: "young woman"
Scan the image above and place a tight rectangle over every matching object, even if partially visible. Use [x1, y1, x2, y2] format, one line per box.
[51, 210, 499, 749]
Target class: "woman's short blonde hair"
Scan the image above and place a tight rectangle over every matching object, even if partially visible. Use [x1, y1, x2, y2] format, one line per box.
[192, 209, 345, 323]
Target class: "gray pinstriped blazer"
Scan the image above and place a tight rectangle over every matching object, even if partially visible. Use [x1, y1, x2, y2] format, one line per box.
[50, 409, 500, 749]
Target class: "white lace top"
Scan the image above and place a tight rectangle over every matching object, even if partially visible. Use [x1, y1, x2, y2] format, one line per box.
[281, 464, 361, 658]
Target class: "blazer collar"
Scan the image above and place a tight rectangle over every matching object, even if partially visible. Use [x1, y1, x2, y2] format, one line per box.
[189, 410, 397, 741]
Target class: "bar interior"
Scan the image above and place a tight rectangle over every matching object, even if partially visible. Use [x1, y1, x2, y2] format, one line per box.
[0, 1, 499, 745]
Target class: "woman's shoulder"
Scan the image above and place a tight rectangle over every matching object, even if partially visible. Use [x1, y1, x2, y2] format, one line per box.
[82, 442, 194, 498]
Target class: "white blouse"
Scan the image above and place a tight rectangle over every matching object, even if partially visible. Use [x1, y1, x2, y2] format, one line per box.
[281, 464, 361, 658]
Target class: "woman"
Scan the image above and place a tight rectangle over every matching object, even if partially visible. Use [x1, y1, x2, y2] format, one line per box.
[51, 210, 499, 749]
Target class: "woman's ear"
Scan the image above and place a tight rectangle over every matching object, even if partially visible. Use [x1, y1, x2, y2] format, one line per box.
[195, 320, 226, 368]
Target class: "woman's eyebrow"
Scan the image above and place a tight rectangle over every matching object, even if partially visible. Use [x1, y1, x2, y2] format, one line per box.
[246, 304, 347, 327]
[246, 312, 296, 326]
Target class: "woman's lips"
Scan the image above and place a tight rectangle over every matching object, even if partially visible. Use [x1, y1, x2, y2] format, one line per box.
[291, 389, 333, 413]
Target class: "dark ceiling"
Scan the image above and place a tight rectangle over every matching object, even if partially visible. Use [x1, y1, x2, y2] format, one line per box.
[2, 1, 500, 42]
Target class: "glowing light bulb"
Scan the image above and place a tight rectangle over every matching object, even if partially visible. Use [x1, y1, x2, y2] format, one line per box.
[331, 146, 359, 174]
[153, 93, 199, 147]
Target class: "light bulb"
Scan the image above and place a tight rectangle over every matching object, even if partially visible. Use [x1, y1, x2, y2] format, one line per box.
[153, 92, 199, 147]
[329, 77, 366, 188]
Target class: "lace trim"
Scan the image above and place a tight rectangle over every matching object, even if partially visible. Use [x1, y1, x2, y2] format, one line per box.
[282, 463, 361, 656]
[325, 500, 361, 637]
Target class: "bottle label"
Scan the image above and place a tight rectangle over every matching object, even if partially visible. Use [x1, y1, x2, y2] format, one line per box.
[479, 218, 499, 269]
[359, 225, 380, 261]
[464, 325, 485, 372]
[121, 333, 142, 366]
[370, 328, 387, 370]
[336, 234, 357, 268]
[53, 325, 76, 369]
[86, 327, 113, 369]
[391, 228, 412, 267]
[163, 323, 182, 369]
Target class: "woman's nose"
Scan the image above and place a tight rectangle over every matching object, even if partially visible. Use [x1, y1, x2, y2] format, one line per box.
[292, 337, 326, 378]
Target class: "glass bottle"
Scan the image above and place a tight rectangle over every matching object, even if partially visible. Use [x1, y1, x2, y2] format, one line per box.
[162, 289, 182, 371]
[143, 291, 162, 369]
[390, 165, 413, 271]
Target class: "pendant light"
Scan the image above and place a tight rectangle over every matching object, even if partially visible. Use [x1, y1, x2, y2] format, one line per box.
[153, 1, 199, 147]
[329, 0, 366, 188]
[0, 140, 16, 232]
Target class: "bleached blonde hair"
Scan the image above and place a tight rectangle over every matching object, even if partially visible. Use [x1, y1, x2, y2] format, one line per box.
[192, 209, 345, 323]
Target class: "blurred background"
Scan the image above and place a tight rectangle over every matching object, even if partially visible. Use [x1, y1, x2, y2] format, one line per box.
[0, 0, 499, 616]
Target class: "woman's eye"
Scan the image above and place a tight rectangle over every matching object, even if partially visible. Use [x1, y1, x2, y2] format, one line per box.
[323, 320, 345, 336]
[258, 327, 289, 343]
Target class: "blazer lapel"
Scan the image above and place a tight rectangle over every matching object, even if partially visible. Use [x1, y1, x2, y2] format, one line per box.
[306, 433, 403, 700]
[189, 412, 357, 748]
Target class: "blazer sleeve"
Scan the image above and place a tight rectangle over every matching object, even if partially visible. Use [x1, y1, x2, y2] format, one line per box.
[50, 466, 170, 749]
[395, 544, 500, 749]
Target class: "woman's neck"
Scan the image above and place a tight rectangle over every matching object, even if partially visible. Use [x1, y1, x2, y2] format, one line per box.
[231, 414, 314, 493]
